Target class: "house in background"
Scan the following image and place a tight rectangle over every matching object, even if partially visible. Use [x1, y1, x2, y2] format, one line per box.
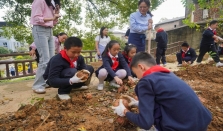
[155, 16, 185, 31]
[185, 0, 221, 23]
[109, 29, 127, 41]
[0, 21, 22, 52]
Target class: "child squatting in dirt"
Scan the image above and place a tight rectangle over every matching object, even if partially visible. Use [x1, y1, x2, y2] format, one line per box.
[43, 37, 94, 100]
[112, 52, 212, 131]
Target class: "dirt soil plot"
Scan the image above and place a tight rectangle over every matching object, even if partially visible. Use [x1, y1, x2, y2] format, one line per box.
[0, 63, 223, 131]
[175, 63, 223, 131]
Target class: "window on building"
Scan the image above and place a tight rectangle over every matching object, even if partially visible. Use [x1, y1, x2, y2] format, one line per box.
[3, 42, 7, 47]
[174, 25, 176, 28]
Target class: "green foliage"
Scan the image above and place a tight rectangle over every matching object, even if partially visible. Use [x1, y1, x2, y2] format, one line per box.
[0, 47, 9, 54]
[15, 55, 24, 60]
[16, 46, 28, 53]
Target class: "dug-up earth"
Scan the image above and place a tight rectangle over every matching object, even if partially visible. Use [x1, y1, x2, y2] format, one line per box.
[0, 57, 223, 131]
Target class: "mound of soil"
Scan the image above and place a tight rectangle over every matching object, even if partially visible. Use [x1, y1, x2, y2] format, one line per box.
[174, 63, 223, 84]
[0, 90, 137, 131]
[174, 63, 223, 131]
[166, 55, 177, 63]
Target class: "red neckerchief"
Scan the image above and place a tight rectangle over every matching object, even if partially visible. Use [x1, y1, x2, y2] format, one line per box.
[107, 52, 119, 70]
[122, 52, 132, 66]
[157, 28, 164, 33]
[60, 50, 78, 68]
[181, 47, 189, 58]
[143, 65, 170, 77]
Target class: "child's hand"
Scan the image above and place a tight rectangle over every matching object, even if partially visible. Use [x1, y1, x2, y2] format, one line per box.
[111, 99, 126, 117]
[97, 51, 100, 56]
[128, 76, 134, 84]
[121, 95, 139, 107]
[114, 76, 123, 85]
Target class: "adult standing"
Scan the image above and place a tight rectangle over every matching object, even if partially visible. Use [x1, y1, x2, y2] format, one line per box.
[196, 20, 223, 67]
[154, 25, 168, 66]
[95, 27, 111, 60]
[128, 0, 153, 52]
[30, 0, 60, 94]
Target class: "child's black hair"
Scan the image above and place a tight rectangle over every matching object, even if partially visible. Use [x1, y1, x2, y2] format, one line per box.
[56, 32, 67, 38]
[102, 40, 120, 57]
[64, 37, 82, 49]
[210, 20, 218, 26]
[181, 42, 189, 48]
[123, 43, 137, 55]
[45, 0, 60, 7]
[100, 27, 108, 38]
[138, 0, 153, 16]
[130, 52, 156, 68]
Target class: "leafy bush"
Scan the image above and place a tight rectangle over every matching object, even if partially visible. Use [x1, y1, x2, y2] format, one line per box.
[0, 47, 9, 54]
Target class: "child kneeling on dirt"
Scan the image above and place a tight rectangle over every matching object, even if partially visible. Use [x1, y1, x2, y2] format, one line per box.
[95, 40, 134, 90]
[176, 42, 197, 67]
[112, 52, 212, 131]
[43, 37, 94, 100]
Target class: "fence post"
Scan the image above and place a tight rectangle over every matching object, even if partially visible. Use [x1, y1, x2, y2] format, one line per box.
[22, 62, 26, 75]
[15, 63, 19, 76]
[6, 63, 10, 78]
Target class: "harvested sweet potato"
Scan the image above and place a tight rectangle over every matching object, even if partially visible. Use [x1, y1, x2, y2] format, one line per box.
[85, 93, 92, 100]
[116, 116, 128, 126]
[117, 85, 128, 93]
[112, 97, 131, 110]
[76, 70, 89, 81]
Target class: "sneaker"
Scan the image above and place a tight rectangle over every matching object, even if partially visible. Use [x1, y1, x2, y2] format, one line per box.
[109, 81, 120, 88]
[177, 64, 182, 67]
[216, 62, 223, 67]
[72, 86, 89, 90]
[196, 62, 201, 65]
[163, 64, 167, 67]
[33, 89, 46, 94]
[57, 94, 70, 100]
[97, 84, 104, 91]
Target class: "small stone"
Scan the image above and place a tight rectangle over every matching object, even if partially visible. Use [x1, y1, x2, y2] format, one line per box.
[108, 118, 114, 123]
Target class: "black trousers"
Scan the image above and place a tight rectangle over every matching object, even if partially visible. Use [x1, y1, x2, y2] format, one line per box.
[197, 44, 220, 63]
[156, 47, 166, 65]
[176, 53, 193, 64]
[57, 65, 94, 94]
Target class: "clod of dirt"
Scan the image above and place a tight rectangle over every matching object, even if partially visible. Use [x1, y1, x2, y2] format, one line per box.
[85, 93, 92, 100]
[117, 85, 128, 93]
[116, 116, 128, 126]
[76, 70, 89, 81]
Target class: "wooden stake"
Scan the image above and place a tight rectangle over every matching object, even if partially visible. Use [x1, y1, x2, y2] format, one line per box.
[147, 29, 151, 54]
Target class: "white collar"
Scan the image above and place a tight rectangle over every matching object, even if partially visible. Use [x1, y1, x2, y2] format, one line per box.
[182, 48, 189, 53]
[108, 52, 118, 58]
[208, 27, 213, 30]
[51, 0, 55, 8]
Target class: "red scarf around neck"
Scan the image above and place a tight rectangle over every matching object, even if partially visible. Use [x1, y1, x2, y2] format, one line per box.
[60, 50, 78, 68]
[181, 48, 189, 58]
[108, 52, 119, 70]
[122, 52, 132, 66]
[143, 65, 170, 77]
[157, 28, 164, 33]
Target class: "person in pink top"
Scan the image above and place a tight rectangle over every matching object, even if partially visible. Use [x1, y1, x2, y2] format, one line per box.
[30, 0, 61, 94]
[29, 32, 68, 63]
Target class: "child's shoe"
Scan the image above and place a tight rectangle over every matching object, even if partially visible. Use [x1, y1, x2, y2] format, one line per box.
[109, 81, 120, 88]
[97, 84, 104, 91]
[57, 94, 71, 100]
[216, 62, 223, 67]
[177, 64, 182, 67]
[33, 89, 46, 94]
[73, 86, 89, 91]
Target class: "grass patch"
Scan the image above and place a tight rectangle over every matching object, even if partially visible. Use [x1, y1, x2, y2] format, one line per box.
[0, 76, 35, 84]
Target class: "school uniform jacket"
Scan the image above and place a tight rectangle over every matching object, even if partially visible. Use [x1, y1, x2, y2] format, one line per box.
[43, 53, 87, 87]
[179, 47, 197, 62]
[96, 53, 131, 78]
[126, 66, 212, 131]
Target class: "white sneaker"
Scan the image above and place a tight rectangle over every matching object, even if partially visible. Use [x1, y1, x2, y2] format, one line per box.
[216, 62, 223, 67]
[163, 64, 167, 67]
[97, 84, 104, 91]
[196, 62, 201, 65]
[57, 94, 70, 100]
[177, 64, 182, 67]
[72, 86, 89, 90]
[109, 81, 120, 88]
[33, 89, 46, 94]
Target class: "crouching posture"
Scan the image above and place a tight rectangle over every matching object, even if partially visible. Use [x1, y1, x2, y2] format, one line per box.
[43, 37, 94, 100]
[176, 42, 197, 66]
[112, 52, 212, 131]
[95, 40, 134, 90]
